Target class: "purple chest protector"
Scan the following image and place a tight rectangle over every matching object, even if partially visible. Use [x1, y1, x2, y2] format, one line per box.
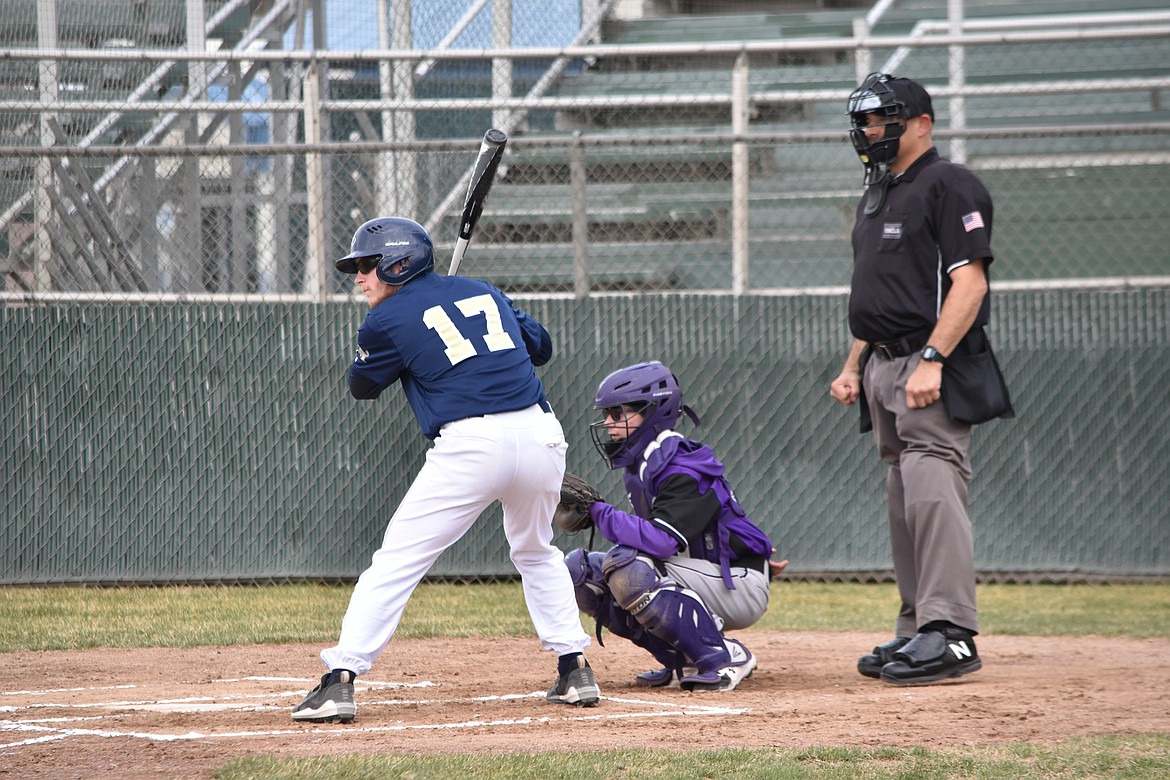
[624, 435, 772, 589]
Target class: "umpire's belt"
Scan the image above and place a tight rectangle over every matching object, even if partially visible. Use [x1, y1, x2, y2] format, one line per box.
[870, 328, 931, 361]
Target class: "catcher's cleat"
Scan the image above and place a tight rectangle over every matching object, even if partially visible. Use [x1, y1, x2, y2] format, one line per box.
[635, 667, 675, 687]
[679, 638, 756, 692]
[546, 656, 601, 707]
[880, 627, 981, 686]
[292, 670, 356, 723]
[857, 636, 912, 679]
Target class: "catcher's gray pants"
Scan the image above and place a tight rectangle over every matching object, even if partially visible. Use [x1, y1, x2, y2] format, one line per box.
[662, 556, 770, 632]
[865, 353, 979, 637]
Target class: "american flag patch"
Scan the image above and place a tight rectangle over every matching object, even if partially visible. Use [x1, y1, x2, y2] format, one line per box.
[962, 211, 985, 232]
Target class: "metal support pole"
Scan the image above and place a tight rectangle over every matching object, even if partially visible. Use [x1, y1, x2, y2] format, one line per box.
[391, 0, 416, 218]
[303, 63, 326, 301]
[570, 133, 590, 299]
[183, 0, 209, 292]
[267, 23, 294, 293]
[34, 0, 59, 292]
[492, 0, 514, 132]
[731, 52, 750, 296]
[376, 0, 395, 216]
[228, 60, 249, 293]
[948, 0, 968, 164]
[853, 17, 871, 83]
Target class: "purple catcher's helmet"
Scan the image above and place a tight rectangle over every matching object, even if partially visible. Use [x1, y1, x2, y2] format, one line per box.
[336, 216, 435, 286]
[589, 361, 701, 469]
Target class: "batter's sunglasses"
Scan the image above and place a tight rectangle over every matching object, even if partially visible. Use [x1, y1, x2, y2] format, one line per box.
[355, 257, 380, 274]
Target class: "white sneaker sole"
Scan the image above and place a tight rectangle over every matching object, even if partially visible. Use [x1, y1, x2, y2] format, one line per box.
[546, 683, 601, 706]
[718, 651, 757, 691]
[292, 701, 356, 723]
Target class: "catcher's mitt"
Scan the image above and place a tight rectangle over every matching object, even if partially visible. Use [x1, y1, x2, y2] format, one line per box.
[553, 472, 601, 534]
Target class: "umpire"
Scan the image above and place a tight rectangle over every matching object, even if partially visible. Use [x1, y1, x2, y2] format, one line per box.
[830, 73, 1012, 686]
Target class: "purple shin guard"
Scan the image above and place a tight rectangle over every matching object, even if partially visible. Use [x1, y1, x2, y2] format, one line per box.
[603, 545, 731, 675]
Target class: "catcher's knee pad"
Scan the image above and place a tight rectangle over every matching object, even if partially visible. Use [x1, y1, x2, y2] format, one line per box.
[565, 548, 609, 617]
[558, 546, 668, 667]
[600, 544, 663, 609]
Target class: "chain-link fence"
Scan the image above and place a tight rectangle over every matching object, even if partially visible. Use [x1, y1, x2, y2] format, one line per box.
[4, 289, 1168, 584]
[2, 1, 1169, 583]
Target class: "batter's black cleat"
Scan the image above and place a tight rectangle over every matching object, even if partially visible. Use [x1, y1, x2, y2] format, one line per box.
[546, 656, 601, 707]
[292, 670, 356, 723]
[879, 627, 981, 686]
[857, 636, 912, 679]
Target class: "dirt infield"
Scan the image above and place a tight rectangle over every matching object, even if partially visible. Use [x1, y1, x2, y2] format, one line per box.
[3, 631, 1168, 780]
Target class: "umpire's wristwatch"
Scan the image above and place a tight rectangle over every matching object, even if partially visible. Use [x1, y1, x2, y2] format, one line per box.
[920, 345, 946, 364]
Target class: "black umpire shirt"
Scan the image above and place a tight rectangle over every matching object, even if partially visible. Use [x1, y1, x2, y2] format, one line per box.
[848, 147, 995, 344]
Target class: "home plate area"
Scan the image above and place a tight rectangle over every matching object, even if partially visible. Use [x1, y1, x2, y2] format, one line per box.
[0, 675, 748, 749]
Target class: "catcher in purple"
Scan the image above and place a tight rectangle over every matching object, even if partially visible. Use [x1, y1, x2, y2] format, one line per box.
[562, 361, 773, 691]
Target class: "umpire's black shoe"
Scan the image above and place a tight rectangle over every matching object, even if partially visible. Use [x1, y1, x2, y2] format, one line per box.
[292, 669, 356, 723]
[857, 636, 912, 679]
[879, 627, 981, 686]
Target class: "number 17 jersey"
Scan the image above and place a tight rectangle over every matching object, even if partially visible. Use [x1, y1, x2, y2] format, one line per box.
[348, 273, 552, 439]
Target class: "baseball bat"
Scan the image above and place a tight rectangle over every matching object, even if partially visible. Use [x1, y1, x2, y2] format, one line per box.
[448, 128, 508, 276]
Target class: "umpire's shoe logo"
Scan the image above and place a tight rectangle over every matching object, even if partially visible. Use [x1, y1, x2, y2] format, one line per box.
[948, 640, 974, 660]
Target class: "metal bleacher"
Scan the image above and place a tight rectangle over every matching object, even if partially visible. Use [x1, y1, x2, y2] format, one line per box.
[0, 0, 264, 289]
[449, 4, 863, 291]
[463, 0, 1170, 292]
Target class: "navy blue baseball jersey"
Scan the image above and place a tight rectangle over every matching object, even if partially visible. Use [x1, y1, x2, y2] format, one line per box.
[348, 273, 553, 438]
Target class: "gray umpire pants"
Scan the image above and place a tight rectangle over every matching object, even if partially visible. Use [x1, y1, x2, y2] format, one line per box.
[865, 353, 979, 637]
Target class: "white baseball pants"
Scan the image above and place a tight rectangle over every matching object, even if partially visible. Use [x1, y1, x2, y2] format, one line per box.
[321, 404, 591, 676]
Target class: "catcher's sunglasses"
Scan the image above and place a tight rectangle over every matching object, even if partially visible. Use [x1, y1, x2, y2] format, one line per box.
[599, 404, 645, 421]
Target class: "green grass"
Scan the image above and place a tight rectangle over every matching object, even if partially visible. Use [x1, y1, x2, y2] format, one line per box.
[4, 582, 1168, 779]
[213, 737, 1170, 780]
[2, 581, 1168, 652]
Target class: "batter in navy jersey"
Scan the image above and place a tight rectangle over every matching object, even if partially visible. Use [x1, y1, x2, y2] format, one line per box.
[292, 217, 598, 723]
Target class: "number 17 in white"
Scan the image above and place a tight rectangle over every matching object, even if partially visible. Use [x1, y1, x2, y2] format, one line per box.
[422, 294, 517, 366]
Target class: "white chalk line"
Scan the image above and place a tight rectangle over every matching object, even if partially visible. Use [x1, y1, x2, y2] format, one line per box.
[215, 676, 439, 689]
[0, 677, 433, 715]
[1, 684, 138, 697]
[2, 706, 748, 746]
[0, 677, 748, 751]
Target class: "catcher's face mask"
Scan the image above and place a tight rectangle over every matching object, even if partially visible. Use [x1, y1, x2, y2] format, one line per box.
[848, 85, 906, 168]
[589, 360, 701, 469]
[589, 403, 651, 469]
[599, 404, 645, 437]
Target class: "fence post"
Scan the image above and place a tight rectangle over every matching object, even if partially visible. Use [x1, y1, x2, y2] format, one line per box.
[731, 52, 750, 296]
[381, 0, 417, 218]
[570, 133, 590, 299]
[377, 0, 394, 216]
[303, 62, 327, 302]
[492, 0, 513, 132]
[853, 17, 871, 83]
[948, 0, 968, 165]
[34, 0, 58, 293]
